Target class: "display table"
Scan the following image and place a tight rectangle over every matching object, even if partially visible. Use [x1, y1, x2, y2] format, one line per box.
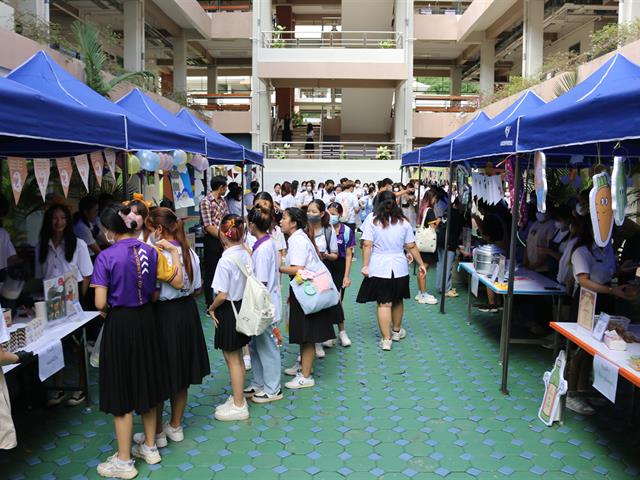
[3, 311, 101, 408]
[551, 321, 640, 388]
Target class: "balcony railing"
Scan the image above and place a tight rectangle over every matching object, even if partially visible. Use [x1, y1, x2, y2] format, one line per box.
[189, 92, 251, 111]
[200, 1, 251, 13]
[414, 94, 479, 113]
[261, 31, 403, 49]
[263, 142, 401, 161]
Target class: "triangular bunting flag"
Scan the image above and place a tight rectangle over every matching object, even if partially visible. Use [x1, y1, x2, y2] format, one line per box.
[75, 155, 90, 192]
[33, 158, 51, 201]
[8, 157, 28, 205]
[56, 157, 73, 198]
[104, 149, 116, 179]
[90, 151, 104, 187]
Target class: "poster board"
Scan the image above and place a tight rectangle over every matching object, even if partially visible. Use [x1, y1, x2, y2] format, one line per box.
[577, 287, 597, 333]
[44, 276, 66, 321]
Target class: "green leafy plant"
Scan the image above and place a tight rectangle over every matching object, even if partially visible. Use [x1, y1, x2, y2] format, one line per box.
[378, 40, 395, 49]
[272, 143, 290, 160]
[14, 12, 76, 53]
[376, 145, 391, 160]
[71, 21, 155, 97]
[291, 111, 304, 128]
[553, 70, 578, 98]
[271, 25, 286, 48]
[589, 19, 640, 59]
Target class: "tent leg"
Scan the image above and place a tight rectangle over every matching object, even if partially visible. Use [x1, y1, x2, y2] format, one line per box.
[241, 162, 245, 215]
[400, 166, 404, 185]
[261, 166, 264, 191]
[439, 163, 454, 314]
[500, 155, 521, 395]
[122, 152, 130, 201]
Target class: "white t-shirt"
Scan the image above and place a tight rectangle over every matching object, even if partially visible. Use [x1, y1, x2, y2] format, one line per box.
[571, 243, 616, 287]
[300, 191, 315, 207]
[226, 198, 243, 216]
[159, 246, 201, 301]
[0, 228, 16, 271]
[557, 237, 578, 287]
[73, 221, 96, 249]
[336, 191, 359, 224]
[526, 220, 556, 267]
[362, 217, 415, 279]
[274, 193, 283, 205]
[35, 238, 93, 281]
[285, 229, 317, 268]
[245, 226, 287, 253]
[252, 236, 281, 323]
[212, 245, 253, 301]
[313, 227, 338, 254]
[280, 194, 297, 210]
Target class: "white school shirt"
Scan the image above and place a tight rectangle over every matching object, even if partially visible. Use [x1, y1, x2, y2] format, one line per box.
[211, 245, 253, 302]
[274, 193, 283, 205]
[252, 236, 281, 323]
[300, 191, 315, 207]
[246, 226, 287, 252]
[285, 229, 317, 268]
[526, 219, 556, 267]
[158, 246, 202, 301]
[313, 227, 338, 254]
[557, 237, 578, 287]
[0, 228, 16, 271]
[571, 243, 616, 287]
[362, 217, 415, 279]
[336, 191, 359, 224]
[34, 238, 93, 281]
[280, 194, 297, 210]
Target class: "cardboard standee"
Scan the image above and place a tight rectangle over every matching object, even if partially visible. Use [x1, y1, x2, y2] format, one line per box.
[539, 350, 568, 426]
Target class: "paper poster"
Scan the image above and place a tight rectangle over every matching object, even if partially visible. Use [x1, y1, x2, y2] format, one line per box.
[471, 275, 479, 297]
[592, 312, 610, 342]
[33, 158, 51, 201]
[90, 151, 104, 187]
[171, 172, 195, 209]
[8, 157, 28, 204]
[611, 156, 626, 227]
[589, 172, 613, 248]
[577, 287, 597, 333]
[44, 275, 66, 321]
[104, 149, 117, 179]
[75, 154, 90, 192]
[64, 268, 82, 318]
[592, 354, 618, 403]
[55, 157, 73, 198]
[539, 350, 568, 426]
[534, 151, 547, 213]
[0, 302, 8, 344]
[35, 340, 65, 381]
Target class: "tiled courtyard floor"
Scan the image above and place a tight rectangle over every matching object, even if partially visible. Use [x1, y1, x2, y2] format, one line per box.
[1, 265, 639, 479]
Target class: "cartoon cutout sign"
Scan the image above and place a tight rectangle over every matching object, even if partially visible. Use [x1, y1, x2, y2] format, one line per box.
[611, 156, 627, 227]
[534, 151, 547, 213]
[538, 350, 568, 426]
[589, 171, 614, 247]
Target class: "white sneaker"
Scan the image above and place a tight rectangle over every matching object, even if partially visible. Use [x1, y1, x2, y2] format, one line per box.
[251, 389, 284, 404]
[215, 396, 234, 412]
[132, 431, 167, 449]
[339, 330, 352, 347]
[131, 442, 162, 465]
[163, 422, 184, 443]
[284, 362, 302, 376]
[243, 385, 260, 398]
[315, 343, 326, 358]
[566, 395, 595, 416]
[322, 339, 337, 348]
[379, 339, 393, 351]
[97, 454, 138, 479]
[243, 354, 252, 371]
[418, 293, 438, 305]
[285, 373, 315, 389]
[414, 293, 422, 301]
[391, 328, 407, 341]
[214, 399, 250, 421]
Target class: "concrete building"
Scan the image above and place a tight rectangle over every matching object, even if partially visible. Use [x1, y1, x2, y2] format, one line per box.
[0, 0, 637, 182]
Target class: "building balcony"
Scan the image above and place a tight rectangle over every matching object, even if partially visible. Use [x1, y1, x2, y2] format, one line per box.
[263, 142, 401, 162]
[414, 94, 479, 113]
[261, 31, 402, 49]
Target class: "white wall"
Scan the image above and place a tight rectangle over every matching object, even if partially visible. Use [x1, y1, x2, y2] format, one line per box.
[0, 3, 14, 31]
[341, 0, 394, 31]
[341, 88, 393, 135]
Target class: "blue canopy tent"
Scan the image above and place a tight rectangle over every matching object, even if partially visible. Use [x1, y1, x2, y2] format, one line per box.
[0, 75, 127, 157]
[175, 108, 264, 166]
[7, 51, 204, 154]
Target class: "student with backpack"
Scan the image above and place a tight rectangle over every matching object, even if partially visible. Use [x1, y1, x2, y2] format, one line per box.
[306, 199, 340, 359]
[208, 214, 253, 421]
[243, 206, 283, 403]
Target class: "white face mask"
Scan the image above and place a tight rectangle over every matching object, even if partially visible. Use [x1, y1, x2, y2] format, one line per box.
[307, 186, 313, 192]
[106, 232, 116, 245]
[576, 204, 587, 216]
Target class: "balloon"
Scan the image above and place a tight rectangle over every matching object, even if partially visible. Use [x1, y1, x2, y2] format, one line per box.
[191, 154, 206, 172]
[172, 149, 187, 167]
[138, 150, 160, 172]
[127, 153, 140, 174]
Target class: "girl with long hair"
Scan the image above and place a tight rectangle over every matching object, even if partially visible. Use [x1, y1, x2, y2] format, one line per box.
[132, 208, 210, 448]
[414, 190, 439, 305]
[356, 191, 426, 351]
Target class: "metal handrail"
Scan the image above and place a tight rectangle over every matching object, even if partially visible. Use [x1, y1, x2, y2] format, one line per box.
[414, 93, 479, 113]
[262, 31, 403, 49]
[264, 141, 401, 161]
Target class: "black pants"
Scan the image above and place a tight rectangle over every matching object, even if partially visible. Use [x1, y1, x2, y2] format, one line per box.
[202, 235, 223, 306]
[346, 223, 357, 235]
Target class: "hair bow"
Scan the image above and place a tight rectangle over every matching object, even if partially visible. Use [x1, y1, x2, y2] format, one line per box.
[123, 193, 153, 208]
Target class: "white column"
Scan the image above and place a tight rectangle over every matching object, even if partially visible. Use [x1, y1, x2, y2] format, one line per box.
[251, 0, 272, 151]
[394, 0, 413, 154]
[0, 2, 15, 31]
[172, 33, 187, 93]
[450, 66, 462, 96]
[207, 63, 218, 95]
[522, 0, 544, 78]
[17, 0, 49, 24]
[123, 0, 144, 72]
[619, 0, 640, 23]
[480, 36, 495, 95]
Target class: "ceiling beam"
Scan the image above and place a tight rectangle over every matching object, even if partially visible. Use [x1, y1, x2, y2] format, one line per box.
[485, 0, 523, 40]
[51, 0, 80, 19]
[144, 0, 182, 38]
[189, 41, 215, 64]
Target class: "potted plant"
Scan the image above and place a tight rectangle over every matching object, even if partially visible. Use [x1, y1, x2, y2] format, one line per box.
[376, 145, 391, 160]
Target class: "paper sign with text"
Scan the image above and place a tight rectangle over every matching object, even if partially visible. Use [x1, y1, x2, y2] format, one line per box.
[593, 354, 618, 403]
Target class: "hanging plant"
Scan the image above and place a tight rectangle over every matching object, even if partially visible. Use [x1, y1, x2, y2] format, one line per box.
[376, 146, 391, 160]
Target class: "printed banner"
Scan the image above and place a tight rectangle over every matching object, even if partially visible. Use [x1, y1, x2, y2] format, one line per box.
[33, 158, 51, 201]
[56, 157, 73, 198]
[8, 157, 28, 205]
[90, 151, 104, 187]
[104, 149, 117, 179]
[75, 155, 90, 192]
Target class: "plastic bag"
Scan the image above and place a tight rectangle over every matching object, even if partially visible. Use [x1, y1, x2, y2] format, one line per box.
[89, 326, 103, 368]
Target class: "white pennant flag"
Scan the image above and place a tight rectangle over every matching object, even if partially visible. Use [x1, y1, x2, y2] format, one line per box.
[33, 158, 51, 201]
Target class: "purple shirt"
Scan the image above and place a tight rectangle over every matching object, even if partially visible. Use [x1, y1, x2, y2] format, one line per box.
[91, 238, 165, 307]
[337, 224, 356, 258]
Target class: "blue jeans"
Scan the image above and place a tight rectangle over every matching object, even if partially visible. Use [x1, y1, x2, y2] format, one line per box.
[248, 328, 282, 395]
[436, 249, 456, 293]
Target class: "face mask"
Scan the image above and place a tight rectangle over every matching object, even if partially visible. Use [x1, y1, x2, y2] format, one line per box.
[576, 204, 587, 216]
[356, 183, 361, 188]
[536, 212, 547, 222]
[329, 215, 340, 225]
[306, 186, 313, 192]
[106, 233, 116, 245]
[554, 221, 565, 230]
[308, 213, 322, 224]
[393, 188, 399, 193]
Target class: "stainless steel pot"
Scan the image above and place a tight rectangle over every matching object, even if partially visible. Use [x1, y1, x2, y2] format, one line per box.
[473, 244, 503, 275]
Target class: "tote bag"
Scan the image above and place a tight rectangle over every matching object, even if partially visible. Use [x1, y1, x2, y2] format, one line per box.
[415, 208, 437, 253]
[289, 241, 340, 315]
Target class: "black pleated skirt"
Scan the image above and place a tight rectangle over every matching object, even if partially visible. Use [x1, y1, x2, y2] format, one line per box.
[288, 286, 338, 344]
[155, 296, 211, 398]
[356, 274, 411, 304]
[99, 303, 167, 416]
[214, 300, 250, 351]
[326, 258, 346, 324]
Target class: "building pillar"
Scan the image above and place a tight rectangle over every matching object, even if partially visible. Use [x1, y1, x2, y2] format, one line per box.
[480, 36, 495, 95]
[252, 0, 272, 150]
[275, 4, 294, 119]
[207, 63, 218, 95]
[450, 66, 462, 96]
[172, 33, 187, 94]
[17, 0, 48, 24]
[0, 2, 15, 32]
[522, 0, 544, 78]
[123, 0, 144, 72]
[394, 0, 413, 154]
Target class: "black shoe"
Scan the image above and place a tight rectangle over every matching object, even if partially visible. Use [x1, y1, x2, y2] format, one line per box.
[478, 304, 499, 313]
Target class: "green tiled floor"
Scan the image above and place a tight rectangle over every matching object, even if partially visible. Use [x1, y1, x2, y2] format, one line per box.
[2, 264, 640, 479]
